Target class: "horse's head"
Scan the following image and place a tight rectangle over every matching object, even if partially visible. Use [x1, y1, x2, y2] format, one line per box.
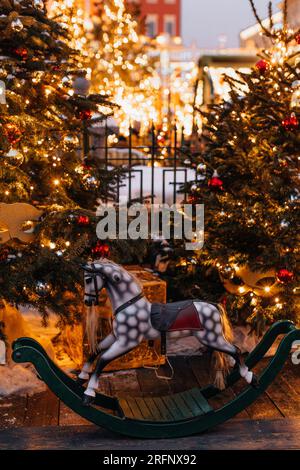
[81, 262, 107, 307]
[81, 259, 142, 306]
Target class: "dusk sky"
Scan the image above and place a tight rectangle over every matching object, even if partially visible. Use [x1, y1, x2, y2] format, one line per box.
[181, 0, 280, 49]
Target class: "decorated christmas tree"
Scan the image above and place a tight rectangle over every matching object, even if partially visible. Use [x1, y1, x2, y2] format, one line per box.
[0, 0, 122, 322]
[90, 0, 159, 135]
[180, 0, 299, 333]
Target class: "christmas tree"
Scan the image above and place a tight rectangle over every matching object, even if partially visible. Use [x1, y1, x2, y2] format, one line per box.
[180, 0, 299, 333]
[0, 0, 122, 322]
[90, 0, 159, 136]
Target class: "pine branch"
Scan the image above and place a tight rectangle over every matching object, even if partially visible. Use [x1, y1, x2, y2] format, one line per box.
[268, 2, 273, 30]
[249, 0, 273, 38]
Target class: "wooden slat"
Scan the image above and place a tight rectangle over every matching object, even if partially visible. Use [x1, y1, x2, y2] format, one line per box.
[168, 356, 200, 393]
[2, 418, 300, 450]
[265, 373, 300, 418]
[59, 402, 89, 426]
[180, 390, 204, 417]
[144, 397, 164, 420]
[161, 396, 186, 420]
[0, 395, 27, 430]
[136, 367, 171, 396]
[24, 390, 59, 427]
[134, 397, 154, 420]
[232, 358, 283, 420]
[124, 398, 144, 420]
[151, 397, 174, 421]
[189, 388, 213, 414]
[109, 370, 141, 397]
[118, 398, 135, 419]
[164, 393, 194, 419]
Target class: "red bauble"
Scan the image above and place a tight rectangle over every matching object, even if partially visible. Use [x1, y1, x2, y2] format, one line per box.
[256, 59, 269, 73]
[208, 172, 224, 190]
[91, 241, 110, 257]
[276, 268, 294, 284]
[3, 123, 22, 145]
[282, 113, 299, 130]
[79, 109, 92, 121]
[14, 47, 28, 60]
[77, 215, 90, 226]
[295, 33, 300, 45]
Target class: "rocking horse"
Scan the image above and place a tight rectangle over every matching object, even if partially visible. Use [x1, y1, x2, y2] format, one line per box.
[78, 259, 257, 406]
[12, 260, 300, 438]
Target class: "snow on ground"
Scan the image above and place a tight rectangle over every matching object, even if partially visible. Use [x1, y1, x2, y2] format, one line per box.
[0, 306, 78, 397]
[0, 364, 46, 397]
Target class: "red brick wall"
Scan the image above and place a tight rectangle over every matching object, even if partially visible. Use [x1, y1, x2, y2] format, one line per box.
[128, 0, 181, 37]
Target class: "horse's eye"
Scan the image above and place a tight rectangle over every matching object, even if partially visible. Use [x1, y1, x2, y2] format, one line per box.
[86, 278, 92, 285]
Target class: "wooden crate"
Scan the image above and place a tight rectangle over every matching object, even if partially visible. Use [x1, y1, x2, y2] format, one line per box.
[82, 266, 166, 371]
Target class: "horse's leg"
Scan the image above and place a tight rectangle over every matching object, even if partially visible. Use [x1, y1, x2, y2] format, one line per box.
[194, 330, 257, 387]
[77, 333, 116, 383]
[83, 338, 140, 405]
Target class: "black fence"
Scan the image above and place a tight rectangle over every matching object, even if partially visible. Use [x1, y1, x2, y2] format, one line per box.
[81, 117, 197, 205]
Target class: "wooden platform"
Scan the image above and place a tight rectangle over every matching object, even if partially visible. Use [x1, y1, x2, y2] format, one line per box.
[1, 419, 300, 450]
[0, 355, 299, 448]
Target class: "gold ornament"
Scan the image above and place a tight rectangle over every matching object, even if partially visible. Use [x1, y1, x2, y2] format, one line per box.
[220, 265, 281, 298]
[4, 149, 24, 167]
[0, 203, 43, 244]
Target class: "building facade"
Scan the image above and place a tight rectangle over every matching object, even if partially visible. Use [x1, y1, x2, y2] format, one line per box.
[240, 0, 300, 49]
[128, 0, 181, 38]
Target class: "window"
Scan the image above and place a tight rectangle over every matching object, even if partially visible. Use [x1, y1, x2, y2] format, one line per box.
[146, 14, 158, 38]
[164, 14, 176, 36]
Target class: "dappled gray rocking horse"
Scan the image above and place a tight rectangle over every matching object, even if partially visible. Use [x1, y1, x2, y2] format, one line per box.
[79, 260, 258, 406]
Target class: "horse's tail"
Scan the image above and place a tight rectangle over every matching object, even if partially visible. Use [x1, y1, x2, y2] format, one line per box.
[85, 305, 99, 354]
[212, 303, 234, 390]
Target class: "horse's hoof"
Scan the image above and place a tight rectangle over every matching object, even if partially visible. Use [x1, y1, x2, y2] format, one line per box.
[76, 377, 88, 385]
[251, 374, 260, 389]
[82, 394, 95, 407]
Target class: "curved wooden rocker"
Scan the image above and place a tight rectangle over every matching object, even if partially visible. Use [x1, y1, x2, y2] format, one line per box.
[12, 320, 300, 439]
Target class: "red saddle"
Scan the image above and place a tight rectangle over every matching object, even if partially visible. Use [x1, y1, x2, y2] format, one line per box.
[150, 300, 203, 332]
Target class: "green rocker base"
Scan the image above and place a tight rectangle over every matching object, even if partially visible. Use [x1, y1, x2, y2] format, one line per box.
[12, 320, 300, 439]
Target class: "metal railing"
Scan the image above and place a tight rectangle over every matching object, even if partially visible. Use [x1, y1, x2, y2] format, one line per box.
[81, 117, 197, 205]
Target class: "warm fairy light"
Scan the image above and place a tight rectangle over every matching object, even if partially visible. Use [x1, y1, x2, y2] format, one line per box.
[238, 286, 246, 294]
[49, 242, 56, 249]
[4, 190, 9, 195]
[44, 88, 52, 97]
[264, 286, 271, 293]
[65, 241, 70, 247]
[53, 178, 60, 186]
[50, 0, 160, 136]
